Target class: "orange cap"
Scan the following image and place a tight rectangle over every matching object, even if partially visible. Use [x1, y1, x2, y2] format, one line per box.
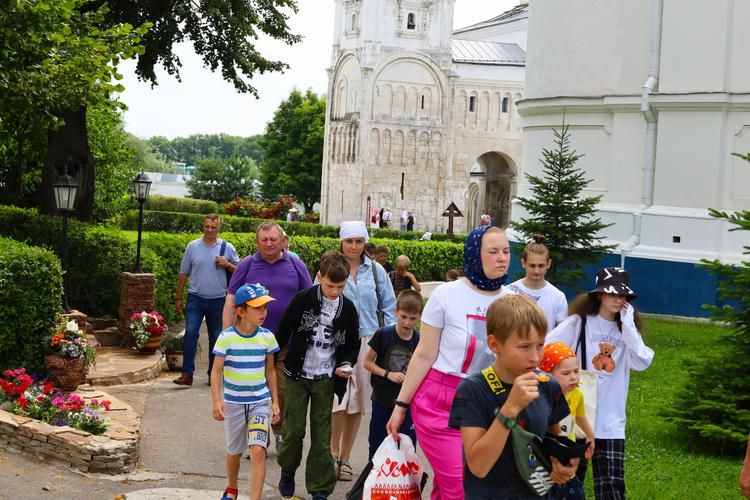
[539, 342, 576, 373]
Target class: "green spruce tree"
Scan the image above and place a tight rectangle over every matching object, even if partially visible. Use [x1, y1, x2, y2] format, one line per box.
[665, 153, 750, 454]
[510, 120, 614, 289]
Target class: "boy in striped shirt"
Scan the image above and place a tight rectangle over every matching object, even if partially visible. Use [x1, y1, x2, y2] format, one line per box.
[211, 283, 280, 500]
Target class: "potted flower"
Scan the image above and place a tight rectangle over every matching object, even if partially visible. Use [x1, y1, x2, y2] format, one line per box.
[45, 319, 96, 391]
[160, 330, 195, 371]
[129, 310, 168, 352]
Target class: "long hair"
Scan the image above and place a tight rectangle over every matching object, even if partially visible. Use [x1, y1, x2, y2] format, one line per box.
[569, 293, 644, 333]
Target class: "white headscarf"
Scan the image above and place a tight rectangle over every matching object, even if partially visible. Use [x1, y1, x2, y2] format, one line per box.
[339, 220, 369, 242]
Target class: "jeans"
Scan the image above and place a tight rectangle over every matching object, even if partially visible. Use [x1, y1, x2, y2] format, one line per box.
[184, 293, 225, 376]
[368, 401, 416, 460]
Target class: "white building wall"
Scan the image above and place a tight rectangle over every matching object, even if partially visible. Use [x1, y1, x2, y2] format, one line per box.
[518, 0, 750, 264]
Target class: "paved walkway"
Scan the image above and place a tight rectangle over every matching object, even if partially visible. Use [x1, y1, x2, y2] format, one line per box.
[0, 320, 436, 499]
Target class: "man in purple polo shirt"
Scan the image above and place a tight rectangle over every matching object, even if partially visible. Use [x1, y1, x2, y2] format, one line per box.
[222, 221, 313, 445]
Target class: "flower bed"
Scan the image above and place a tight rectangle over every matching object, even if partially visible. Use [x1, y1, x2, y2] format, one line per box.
[0, 386, 139, 474]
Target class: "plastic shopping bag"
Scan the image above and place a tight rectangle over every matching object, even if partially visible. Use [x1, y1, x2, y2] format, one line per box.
[363, 434, 423, 500]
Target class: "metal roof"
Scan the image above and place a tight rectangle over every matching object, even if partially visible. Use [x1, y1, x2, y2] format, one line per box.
[453, 4, 528, 35]
[452, 39, 525, 65]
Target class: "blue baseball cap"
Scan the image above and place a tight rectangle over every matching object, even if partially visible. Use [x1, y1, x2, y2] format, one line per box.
[234, 283, 275, 307]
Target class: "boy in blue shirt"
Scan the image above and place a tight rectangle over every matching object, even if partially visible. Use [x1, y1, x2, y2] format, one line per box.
[211, 283, 280, 500]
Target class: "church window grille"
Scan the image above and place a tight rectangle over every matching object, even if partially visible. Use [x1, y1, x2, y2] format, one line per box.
[407, 13, 416, 30]
[501, 97, 509, 113]
[469, 96, 476, 112]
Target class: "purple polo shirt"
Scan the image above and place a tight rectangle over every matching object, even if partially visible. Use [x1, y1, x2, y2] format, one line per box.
[228, 251, 313, 334]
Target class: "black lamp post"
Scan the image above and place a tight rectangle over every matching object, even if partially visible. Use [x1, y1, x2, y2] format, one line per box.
[133, 172, 152, 273]
[53, 168, 78, 313]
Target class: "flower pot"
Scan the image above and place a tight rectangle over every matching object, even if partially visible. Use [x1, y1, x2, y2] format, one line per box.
[139, 332, 162, 353]
[165, 351, 184, 371]
[45, 353, 86, 391]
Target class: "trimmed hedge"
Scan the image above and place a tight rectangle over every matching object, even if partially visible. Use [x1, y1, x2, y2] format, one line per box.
[0, 237, 62, 372]
[0, 206, 463, 329]
[114, 209, 467, 242]
[145, 195, 219, 214]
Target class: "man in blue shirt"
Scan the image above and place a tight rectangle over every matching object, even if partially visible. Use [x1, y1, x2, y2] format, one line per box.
[174, 214, 239, 386]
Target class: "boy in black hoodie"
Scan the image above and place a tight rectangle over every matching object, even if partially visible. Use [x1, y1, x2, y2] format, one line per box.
[275, 251, 360, 500]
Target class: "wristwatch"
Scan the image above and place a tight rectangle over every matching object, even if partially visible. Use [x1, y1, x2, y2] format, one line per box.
[494, 408, 517, 429]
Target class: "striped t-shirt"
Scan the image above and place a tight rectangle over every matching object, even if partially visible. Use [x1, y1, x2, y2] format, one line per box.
[213, 325, 280, 404]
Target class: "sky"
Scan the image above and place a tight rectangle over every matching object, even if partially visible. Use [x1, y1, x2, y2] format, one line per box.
[119, 0, 520, 139]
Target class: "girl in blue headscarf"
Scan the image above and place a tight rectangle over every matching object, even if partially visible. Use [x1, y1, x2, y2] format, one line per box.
[386, 225, 513, 500]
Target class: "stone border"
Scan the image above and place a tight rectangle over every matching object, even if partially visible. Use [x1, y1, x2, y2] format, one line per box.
[0, 387, 138, 474]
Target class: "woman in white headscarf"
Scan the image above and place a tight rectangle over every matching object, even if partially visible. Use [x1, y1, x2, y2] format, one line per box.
[331, 221, 396, 481]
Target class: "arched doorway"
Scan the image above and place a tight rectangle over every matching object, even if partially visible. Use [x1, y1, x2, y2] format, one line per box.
[466, 152, 516, 229]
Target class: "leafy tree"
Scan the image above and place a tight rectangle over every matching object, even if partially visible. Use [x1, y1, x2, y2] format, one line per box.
[127, 135, 174, 173]
[260, 89, 326, 212]
[0, 0, 147, 213]
[510, 120, 614, 289]
[148, 134, 264, 166]
[87, 104, 140, 221]
[665, 154, 750, 455]
[186, 156, 259, 203]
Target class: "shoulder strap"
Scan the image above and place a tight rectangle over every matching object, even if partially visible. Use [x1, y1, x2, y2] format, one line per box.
[219, 240, 226, 256]
[371, 261, 382, 311]
[481, 365, 508, 403]
[376, 325, 395, 358]
[575, 315, 588, 370]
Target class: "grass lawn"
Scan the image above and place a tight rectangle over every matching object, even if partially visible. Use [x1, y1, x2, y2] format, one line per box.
[581, 316, 744, 499]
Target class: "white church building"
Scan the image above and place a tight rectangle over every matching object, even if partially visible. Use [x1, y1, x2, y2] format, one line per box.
[517, 0, 750, 316]
[320, 0, 529, 231]
[319, 0, 749, 316]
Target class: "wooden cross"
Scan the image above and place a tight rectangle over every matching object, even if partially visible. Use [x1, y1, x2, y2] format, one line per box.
[442, 202, 464, 240]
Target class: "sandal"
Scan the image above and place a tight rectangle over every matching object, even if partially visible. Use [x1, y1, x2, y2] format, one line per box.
[338, 459, 354, 481]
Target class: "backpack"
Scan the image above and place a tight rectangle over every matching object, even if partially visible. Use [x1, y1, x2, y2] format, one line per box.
[219, 240, 231, 287]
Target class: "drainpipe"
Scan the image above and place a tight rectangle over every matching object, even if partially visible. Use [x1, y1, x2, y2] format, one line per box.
[621, 0, 663, 268]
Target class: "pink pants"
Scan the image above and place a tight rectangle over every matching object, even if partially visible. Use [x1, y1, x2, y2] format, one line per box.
[411, 368, 464, 500]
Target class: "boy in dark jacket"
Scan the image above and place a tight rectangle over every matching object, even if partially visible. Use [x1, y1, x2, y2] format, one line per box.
[275, 251, 360, 500]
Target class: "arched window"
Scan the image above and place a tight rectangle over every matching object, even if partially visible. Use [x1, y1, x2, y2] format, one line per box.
[501, 97, 509, 113]
[469, 96, 476, 113]
[407, 13, 416, 30]
[351, 13, 357, 31]
[421, 95, 425, 110]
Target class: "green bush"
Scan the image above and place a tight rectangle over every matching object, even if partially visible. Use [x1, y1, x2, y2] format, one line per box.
[145, 195, 219, 214]
[114, 209, 466, 242]
[0, 206, 463, 331]
[0, 237, 62, 372]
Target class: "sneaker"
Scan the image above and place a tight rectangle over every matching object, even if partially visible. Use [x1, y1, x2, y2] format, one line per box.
[278, 469, 295, 497]
[311, 492, 328, 500]
[220, 487, 238, 500]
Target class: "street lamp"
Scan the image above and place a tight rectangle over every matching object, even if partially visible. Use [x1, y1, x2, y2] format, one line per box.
[53, 168, 78, 313]
[132, 172, 152, 273]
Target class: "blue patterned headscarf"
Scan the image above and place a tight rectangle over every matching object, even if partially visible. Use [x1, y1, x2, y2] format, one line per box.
[463, 225, 508, 291]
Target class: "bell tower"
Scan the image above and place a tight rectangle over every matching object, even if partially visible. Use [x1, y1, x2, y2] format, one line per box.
[331, 0, 455, 69]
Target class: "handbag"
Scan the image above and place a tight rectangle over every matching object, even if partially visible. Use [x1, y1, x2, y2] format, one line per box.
[573, 316, 597, 439]
[481, 367, 554, 496]
[362, 434, 422, 500]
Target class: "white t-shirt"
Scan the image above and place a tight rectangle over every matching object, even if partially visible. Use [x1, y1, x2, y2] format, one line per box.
[421, 279, 514, 377]
[546, 314, 654, 439]
[301, 295, 339, 379]
[508, 279, 568, 332]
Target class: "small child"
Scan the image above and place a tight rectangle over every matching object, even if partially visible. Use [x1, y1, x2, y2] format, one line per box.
[449, 294, 578, 499]
[372, 244, 394, 274]
[363, 289, 423, 459]
[540, 342, 595, 499]
[211, 283, 280, 500]
[388, 255, 422, 296]
[508, 233, 568, 332]
[274, 251, 361, 500]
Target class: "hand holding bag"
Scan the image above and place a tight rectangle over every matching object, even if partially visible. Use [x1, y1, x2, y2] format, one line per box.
[363, 434, 422, 500]
[574, 316, 597, 439]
